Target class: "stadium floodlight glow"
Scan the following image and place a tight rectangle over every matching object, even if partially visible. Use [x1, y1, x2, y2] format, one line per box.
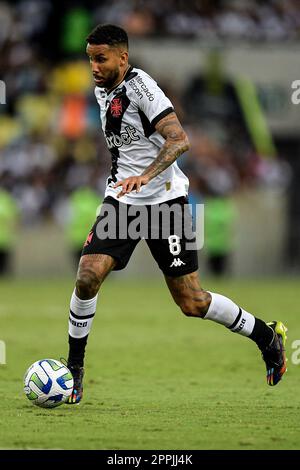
[0, 80, 6, 105]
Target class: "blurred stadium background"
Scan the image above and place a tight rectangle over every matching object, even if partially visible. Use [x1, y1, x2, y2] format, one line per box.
[0, 0, 300, 279]
[1, 0, 300, 451]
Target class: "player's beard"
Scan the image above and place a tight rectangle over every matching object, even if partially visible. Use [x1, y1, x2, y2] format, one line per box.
[101, 68, 121, 90]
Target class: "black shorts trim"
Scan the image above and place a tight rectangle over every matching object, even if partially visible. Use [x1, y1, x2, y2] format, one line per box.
[162, 264, 199, 278]
[82, 243, 139, 271]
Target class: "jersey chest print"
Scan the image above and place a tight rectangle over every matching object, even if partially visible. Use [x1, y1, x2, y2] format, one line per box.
[95, 67, 189, 204]
[104, 87, 132, 184]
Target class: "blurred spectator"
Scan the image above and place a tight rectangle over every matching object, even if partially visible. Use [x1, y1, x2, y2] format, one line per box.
[204, 196, 237, 276]
[0, 0, 295, 232]
[65, 186, 102, 268]
[91, 0, 300, 40]
[183, 130, 238, 276]
[184, 49, 250, 151]
[61, 6, 91, 56]
[0, 179, 19, 275]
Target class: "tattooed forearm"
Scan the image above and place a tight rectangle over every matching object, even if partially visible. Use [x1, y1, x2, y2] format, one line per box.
[142, 141, 188, 181]
[142, 113, 190, 181]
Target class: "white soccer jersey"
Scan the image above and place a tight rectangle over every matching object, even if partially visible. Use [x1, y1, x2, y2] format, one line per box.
[94, 67, 189, 205]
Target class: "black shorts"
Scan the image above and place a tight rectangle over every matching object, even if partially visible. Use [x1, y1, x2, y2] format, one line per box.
[81, 196, 198, 277]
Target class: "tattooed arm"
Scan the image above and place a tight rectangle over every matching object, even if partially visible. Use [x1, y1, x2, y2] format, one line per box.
[142, 112, 190, 181]
[114, 112, 189, 198]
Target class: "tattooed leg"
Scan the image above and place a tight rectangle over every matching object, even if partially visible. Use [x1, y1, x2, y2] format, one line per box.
[76, 254, 116, 300]
[164, 271, 276, 365]
[165, 271, 211, 318]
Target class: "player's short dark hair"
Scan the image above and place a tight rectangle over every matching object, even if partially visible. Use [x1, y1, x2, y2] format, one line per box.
[86, 24, 128, 49]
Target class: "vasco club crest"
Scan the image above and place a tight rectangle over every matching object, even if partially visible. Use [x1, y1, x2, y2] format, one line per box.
[110, 98, 122, 117]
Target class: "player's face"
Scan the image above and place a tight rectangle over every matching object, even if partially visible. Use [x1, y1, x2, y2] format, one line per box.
[86, 43, 128, 90]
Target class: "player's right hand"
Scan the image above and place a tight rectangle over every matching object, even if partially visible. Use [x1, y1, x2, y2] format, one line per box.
[114, 175, 150, 198]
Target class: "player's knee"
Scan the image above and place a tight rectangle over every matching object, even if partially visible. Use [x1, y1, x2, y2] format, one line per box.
[180, 300, 197, 317]
[179, 290, 211, 318]
[75, 268, 100, 300]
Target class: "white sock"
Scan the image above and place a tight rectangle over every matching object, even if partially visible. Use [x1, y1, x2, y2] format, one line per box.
[204, 292, 255, 337]
[68, 290, 98, 339]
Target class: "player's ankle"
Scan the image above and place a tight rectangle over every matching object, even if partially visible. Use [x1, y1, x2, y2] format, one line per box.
[248, 318, 275, 350]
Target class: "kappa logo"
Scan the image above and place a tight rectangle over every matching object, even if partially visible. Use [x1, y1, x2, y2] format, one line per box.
[170, 258, 186, 268]
[110, 98, 123, 117]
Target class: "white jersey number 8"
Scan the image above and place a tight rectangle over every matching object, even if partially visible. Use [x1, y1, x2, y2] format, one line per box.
[168, 235, 181, 255]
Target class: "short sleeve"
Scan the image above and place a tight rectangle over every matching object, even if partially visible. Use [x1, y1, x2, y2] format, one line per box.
[129, 70, 174, 126]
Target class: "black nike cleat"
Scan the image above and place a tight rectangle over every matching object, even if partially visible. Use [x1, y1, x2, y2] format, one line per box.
[66, 364, 84, 404]
[261, 321, 287, 386]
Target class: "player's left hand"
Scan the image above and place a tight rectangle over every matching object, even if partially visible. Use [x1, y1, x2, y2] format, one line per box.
[114, 175, 150, 198]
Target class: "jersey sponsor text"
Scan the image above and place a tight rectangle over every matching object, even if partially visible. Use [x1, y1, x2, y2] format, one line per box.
[105, 126, 140, 150]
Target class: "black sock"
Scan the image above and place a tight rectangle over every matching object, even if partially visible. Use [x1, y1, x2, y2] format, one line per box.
[68, 335, 88, 367]
[248, 318, 274, 350]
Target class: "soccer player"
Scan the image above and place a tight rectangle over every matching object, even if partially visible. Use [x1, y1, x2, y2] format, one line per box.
[66, 24, 287, 404]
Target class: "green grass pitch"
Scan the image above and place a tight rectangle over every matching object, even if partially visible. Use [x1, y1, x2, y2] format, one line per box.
[0, 276, 299, 450]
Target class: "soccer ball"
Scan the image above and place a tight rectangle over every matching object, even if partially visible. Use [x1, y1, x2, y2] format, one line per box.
[23, 359, 74, 408]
